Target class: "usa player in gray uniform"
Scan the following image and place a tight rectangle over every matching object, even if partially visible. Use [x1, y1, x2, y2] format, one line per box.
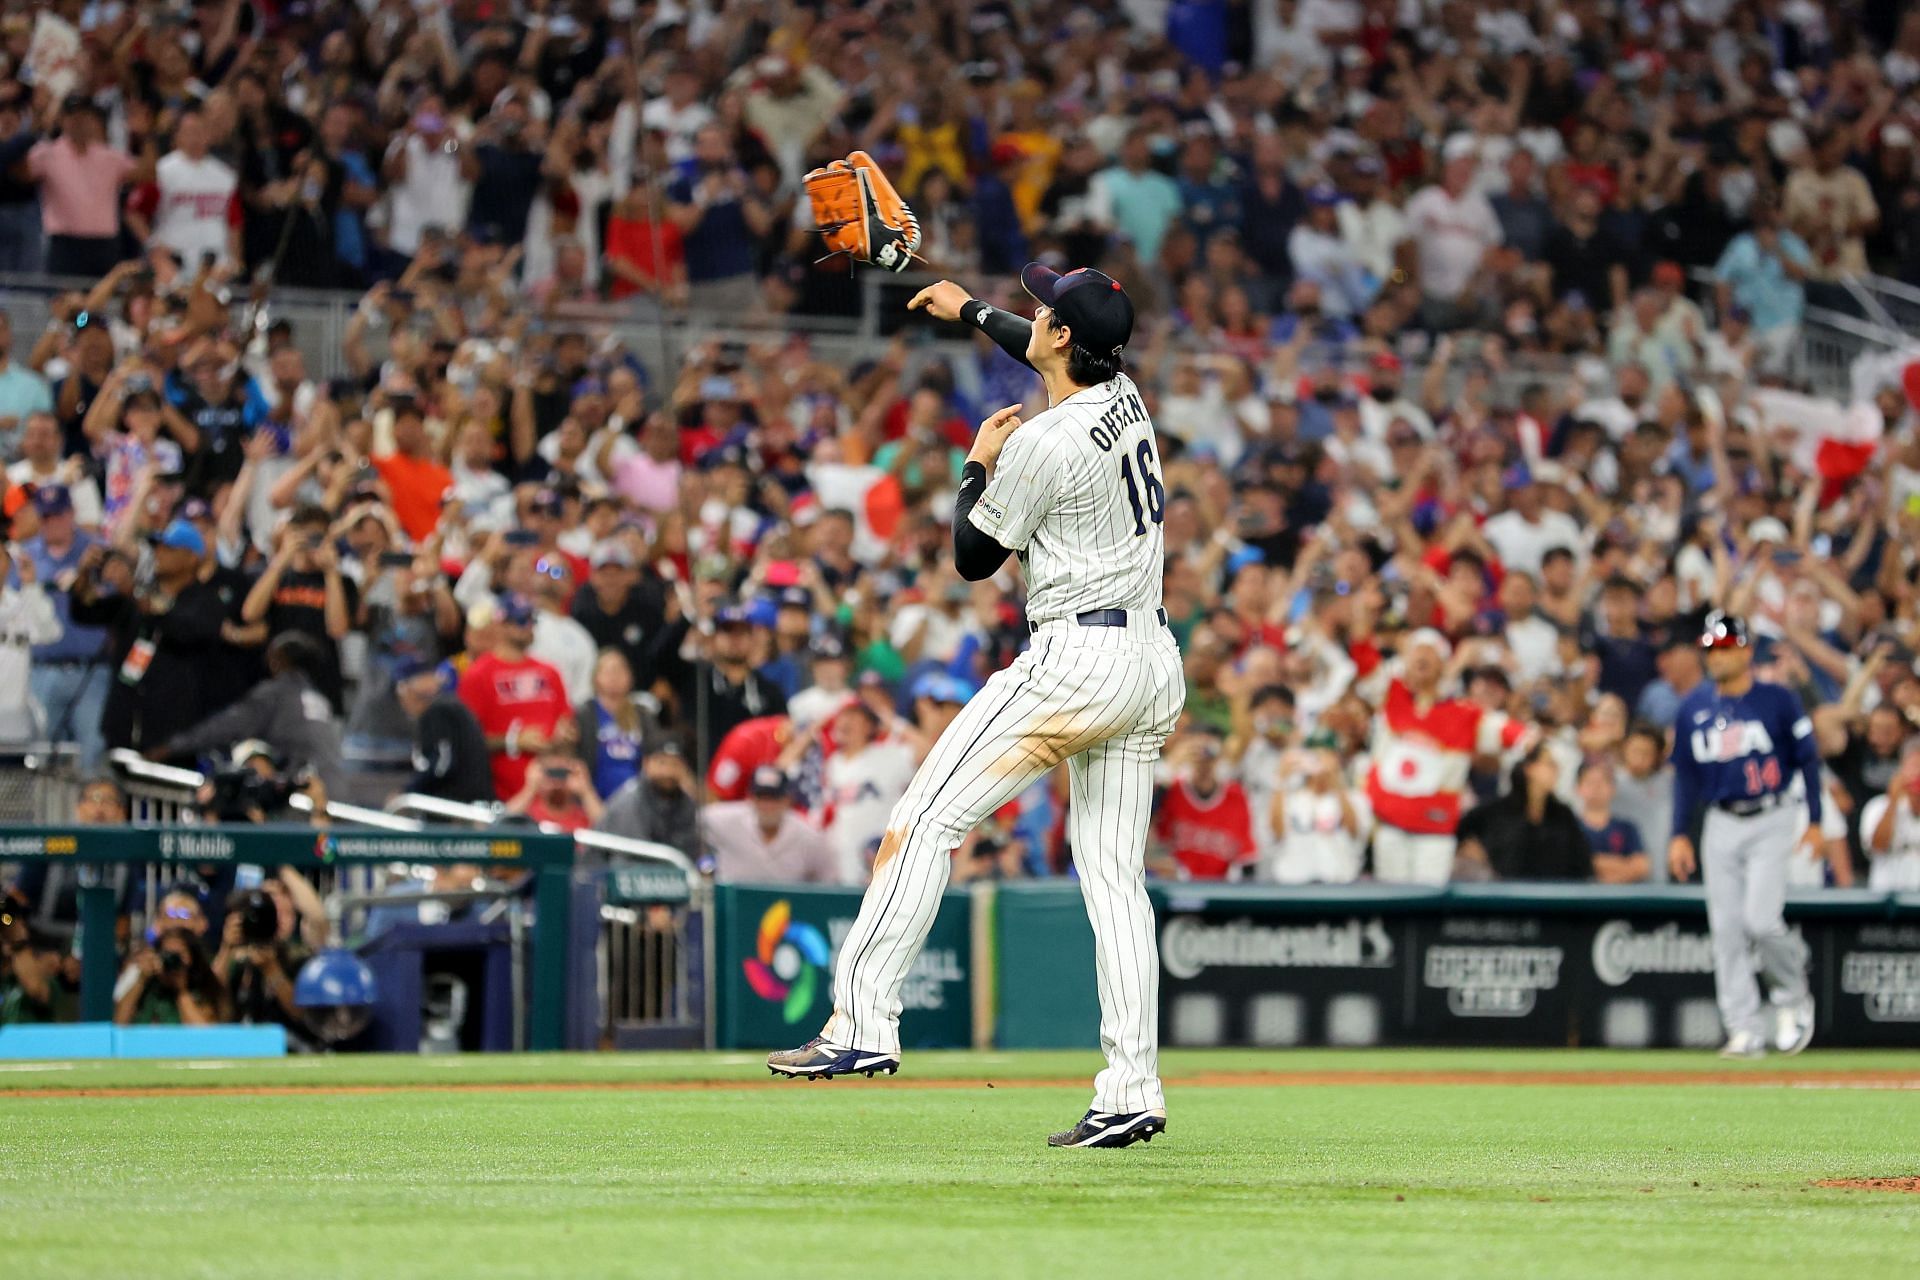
[769, 265, 1185, 1149]
[1668, 612, 1819, 1059]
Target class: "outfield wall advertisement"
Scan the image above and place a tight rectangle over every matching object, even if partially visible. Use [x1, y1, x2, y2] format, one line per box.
[1145, 890, 1920, 1049]
[712, 884, 972, 1049]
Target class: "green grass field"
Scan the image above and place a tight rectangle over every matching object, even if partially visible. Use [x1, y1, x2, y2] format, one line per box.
[3, 1049, 1917, 1279]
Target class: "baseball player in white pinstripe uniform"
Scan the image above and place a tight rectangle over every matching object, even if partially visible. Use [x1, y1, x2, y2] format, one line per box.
[769, 264, 1186, 1149]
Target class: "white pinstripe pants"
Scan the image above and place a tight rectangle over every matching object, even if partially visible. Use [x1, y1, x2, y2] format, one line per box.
[824, 615, 1185, 1113]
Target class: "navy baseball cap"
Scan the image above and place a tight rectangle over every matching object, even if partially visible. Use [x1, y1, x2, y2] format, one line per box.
[715, 603, 753, 629]
[497, 592, 537, 628]
[1700, 610, 1750, 649]
[391, 655, 439, 684]
[749, 766, 790, 797]
[30, 484, 72, 517]
[1020, 263, 1134, 357]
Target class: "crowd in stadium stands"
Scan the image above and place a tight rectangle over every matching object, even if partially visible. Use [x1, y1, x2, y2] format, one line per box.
[11, 0, 1920, 1022]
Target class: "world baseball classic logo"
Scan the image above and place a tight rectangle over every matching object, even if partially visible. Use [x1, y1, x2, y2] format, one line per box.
[742, 900, 831, 1023]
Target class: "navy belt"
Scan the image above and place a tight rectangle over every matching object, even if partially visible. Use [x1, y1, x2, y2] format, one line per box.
[1715, 792, 1787, 818]
[1029, 608, 1168, 635]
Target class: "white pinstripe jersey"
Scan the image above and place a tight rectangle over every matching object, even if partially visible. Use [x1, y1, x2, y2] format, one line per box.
[967, 372, 1166, 625]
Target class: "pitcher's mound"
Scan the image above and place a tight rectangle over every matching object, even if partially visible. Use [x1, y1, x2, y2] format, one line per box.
[1815, 1177, 1920, 1193]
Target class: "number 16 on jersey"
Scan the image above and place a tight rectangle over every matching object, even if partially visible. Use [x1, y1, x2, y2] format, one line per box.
[1119, 441, 1164, 537]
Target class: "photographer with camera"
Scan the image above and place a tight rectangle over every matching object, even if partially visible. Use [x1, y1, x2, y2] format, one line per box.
[0, 890, 73, 1025]
[113, 927, 226, 1026]
[68, 518, 226, 754]
[148, 631, 343, 795]
[196, 739, 326, 825]
[214, 875, 325, 1038]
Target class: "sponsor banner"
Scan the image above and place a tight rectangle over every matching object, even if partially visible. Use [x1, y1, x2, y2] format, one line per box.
[713, 884, 970, 1050]
[603, 864, 693, 905]
[1157, 913, 1404, 1047]
[1409, 916, 1581, 1042]
[0, 826, 571, 866]
[1578, 916, 1722, 1048]
[1825, 922, 1920, 1043]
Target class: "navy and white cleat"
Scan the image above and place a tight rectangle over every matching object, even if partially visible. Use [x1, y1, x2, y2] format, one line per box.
[766, 1037, 900, 1080]
[1047, 1109, 1168, 1149]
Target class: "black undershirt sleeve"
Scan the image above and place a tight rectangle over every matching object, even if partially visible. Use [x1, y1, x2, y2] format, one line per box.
[952, 460, 1013, 581]
[960, 299, 1035, 370]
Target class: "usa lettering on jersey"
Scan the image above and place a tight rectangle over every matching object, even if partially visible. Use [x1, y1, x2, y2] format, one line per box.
[1689, 714, 1776, 763]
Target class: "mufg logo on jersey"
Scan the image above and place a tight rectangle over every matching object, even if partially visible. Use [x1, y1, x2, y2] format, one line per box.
[1689, 716, 1775, 763]
[1423, 944, 1565, 1016]
[742, 900, 830, 1024]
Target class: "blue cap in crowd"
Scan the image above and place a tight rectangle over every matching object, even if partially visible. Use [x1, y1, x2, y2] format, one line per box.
[391, 655, 441, 686]
[149, 518, 206, 557]
[496, 592, 537, 628]
[913, 673, 976, 705]
[30, 484, 72, 517]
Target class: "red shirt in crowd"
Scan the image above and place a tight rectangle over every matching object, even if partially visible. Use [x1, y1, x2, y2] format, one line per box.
[457, 651, 572, 799]
[604, 214, 684, 299]
[1153, 778, 1257, 880]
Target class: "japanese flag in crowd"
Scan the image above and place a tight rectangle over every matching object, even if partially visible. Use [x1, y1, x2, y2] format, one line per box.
[1746, 386, 1884, 503]
[27, 12, 82, 100]
[803, 463, 905, 565]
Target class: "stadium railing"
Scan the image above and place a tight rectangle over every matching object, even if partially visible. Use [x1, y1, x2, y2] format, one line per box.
[379, 794, 706, 1048]
[0, 744, 84, 824]
[70, 756, 712, 1050]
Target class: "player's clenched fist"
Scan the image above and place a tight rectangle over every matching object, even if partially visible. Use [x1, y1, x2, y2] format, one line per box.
[908, 280, 973, 322]
[967, 404, 1025, 471]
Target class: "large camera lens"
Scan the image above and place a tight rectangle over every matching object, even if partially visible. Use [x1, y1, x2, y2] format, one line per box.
[238, 890, 278, 945]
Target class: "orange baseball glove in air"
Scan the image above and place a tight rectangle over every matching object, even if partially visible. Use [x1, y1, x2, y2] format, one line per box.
[804, 150, 921, 272]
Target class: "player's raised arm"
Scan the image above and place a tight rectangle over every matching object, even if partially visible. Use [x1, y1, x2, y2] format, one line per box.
[909, 280, 1036, 371]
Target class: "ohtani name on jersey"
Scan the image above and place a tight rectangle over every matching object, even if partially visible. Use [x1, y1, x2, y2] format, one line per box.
[1690, 719, 1774, 763]
[1089, 394, 1147, 451]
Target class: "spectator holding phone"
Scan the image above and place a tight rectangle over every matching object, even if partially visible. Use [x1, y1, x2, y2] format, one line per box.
[371, 399, 451, 543]
[240, 505, 355, 711]
[506, 747, 603, 833]
[28, 96, 142, 279]
[81, 364, 196, 539]
[458, 592, 574, 800]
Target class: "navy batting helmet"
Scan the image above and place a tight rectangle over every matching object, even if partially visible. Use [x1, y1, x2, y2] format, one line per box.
[1699, 610, 1750, 650]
